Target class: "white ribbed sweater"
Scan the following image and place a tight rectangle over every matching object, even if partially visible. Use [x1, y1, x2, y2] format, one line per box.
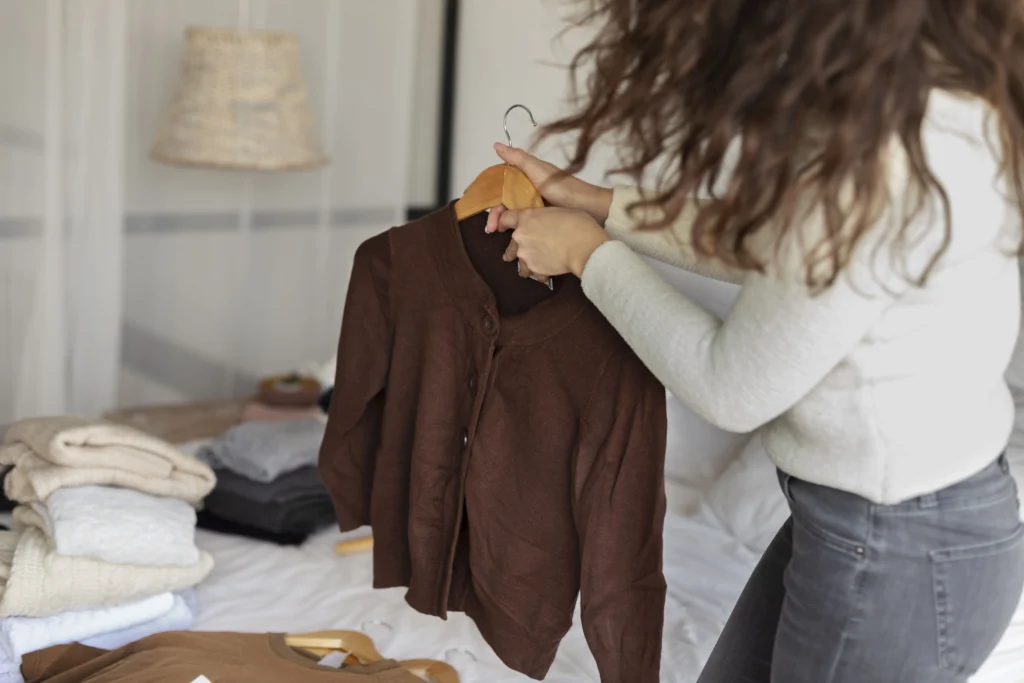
[581, 90, 1022, 504]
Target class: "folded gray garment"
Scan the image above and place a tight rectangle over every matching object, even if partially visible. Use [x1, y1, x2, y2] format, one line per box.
[199, 491, 335, 538]
[196, 417, 325, 483]
[212, 465, 327, 505]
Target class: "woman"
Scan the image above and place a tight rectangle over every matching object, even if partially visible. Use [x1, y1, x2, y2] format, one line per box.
[483, 1, 1024, 681]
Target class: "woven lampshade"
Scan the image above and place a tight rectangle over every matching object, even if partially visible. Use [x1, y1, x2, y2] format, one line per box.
[151, 26, 328, 171]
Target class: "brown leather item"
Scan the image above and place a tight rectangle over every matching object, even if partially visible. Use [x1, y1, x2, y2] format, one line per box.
[20, 632, 422, 682]
[319, 204, 667, 683]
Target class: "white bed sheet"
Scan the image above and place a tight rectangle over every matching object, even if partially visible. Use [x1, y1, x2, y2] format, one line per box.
[193, 509, 759, 683]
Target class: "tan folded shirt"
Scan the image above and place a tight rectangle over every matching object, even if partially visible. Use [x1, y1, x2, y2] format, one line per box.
[21, 632, 422, 682]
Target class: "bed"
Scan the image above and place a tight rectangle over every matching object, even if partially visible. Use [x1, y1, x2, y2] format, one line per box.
[191, 503, 759, 682]
[118, 262, 1024, 681]
[186, 424, 1024, 683]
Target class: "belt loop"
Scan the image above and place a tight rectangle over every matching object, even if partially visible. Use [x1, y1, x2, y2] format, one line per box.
[999, 453, 1010, 475]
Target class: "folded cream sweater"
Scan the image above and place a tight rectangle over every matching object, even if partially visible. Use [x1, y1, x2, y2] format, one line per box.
[0, 527, 213, 618]
[0, 416, 215, 504]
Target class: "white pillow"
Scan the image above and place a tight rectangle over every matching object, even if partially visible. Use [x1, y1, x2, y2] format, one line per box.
[703, 432, 789, 554]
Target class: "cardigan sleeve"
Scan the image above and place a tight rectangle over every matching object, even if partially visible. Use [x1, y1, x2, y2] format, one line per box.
[574, 350, 668, 683]
[318, 232, 393, 531]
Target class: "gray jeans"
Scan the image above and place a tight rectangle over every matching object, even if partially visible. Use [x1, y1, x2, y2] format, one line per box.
[696, 456, 1024, 683]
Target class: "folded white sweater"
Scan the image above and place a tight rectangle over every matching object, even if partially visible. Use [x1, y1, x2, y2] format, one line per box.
[0, 592, 174, 664]
[81, 591, 195, 650]
[13, 487, 199, 567]
[0, 416, 215, 504]
[0, 528, 212, 617]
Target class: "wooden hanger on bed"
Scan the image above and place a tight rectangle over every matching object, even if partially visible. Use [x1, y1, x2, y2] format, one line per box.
[284, 630, 460, 682]
[399, 659, 461, 683]
[284, 630, 383, 665]
[453, 105, 544, 221]
[335, 535, 373, 555]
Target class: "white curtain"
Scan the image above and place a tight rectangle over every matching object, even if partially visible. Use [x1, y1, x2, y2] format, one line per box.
[0, 0, 126, 421]
[0, 0, 418, 425]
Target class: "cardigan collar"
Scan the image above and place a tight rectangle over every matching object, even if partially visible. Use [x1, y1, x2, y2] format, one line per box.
[432, 202, 587, 347]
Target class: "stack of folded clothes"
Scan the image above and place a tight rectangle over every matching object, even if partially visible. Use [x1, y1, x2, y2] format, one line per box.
[0, 417, 216, 678]
[192, 417, 335, 545]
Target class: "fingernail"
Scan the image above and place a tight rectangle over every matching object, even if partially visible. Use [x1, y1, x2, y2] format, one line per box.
[495, 142, 507, 150]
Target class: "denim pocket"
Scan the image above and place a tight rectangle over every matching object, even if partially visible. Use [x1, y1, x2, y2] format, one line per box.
[783, 474, 870, 558]
[931, 524, 1024, 675]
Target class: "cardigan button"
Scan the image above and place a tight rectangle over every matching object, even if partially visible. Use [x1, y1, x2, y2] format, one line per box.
[468, 375, 478, 392]
[462, 430, 468, 447]
[482, 315, 496, 334]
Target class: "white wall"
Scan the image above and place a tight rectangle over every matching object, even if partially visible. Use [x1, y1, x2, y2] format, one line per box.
[408, 0, 445, 207]
[0, 0, 423, 411]
[452, 0, 612, 194]
[452, 0, 738, 317]
[121, 0, 419, 405]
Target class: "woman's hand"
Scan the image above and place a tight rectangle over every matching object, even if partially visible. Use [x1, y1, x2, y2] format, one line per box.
[495, 207, 610, 281]
[484, 144, 614, 234]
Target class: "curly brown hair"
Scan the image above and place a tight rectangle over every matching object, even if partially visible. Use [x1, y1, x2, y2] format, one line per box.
[543, 0, 1024, 288]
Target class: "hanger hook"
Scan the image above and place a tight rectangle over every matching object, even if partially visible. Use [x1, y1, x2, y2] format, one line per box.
[503, 104, 538, 147]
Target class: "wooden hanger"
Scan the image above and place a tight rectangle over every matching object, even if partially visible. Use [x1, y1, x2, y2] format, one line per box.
[454, 105, 544, 221]
[284, 630, 383, 665]
[284, 630, 460, 682]
[399, 658, 461, 683]
[335, 535, 374, 555]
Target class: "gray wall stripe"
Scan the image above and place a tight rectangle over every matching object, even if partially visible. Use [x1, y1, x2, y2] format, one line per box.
[0, 124, 43, 150]
[0, 218, 41, 239]
[0, 206, 399, 239]
[121, 322, 262, 399]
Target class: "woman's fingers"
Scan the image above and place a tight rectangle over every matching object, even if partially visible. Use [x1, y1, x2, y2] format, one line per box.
[516, 259, 534, 280]
[494, 144, 560, 192]
[492, 144, 609, 220]
[494, 143, 533, 171]
[503, 238, 519, 263]
[485, 205, 506, 234]
[496, 208, 524, 233]
[506, 236, 547, 283]
[507, 235, 531, 278]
